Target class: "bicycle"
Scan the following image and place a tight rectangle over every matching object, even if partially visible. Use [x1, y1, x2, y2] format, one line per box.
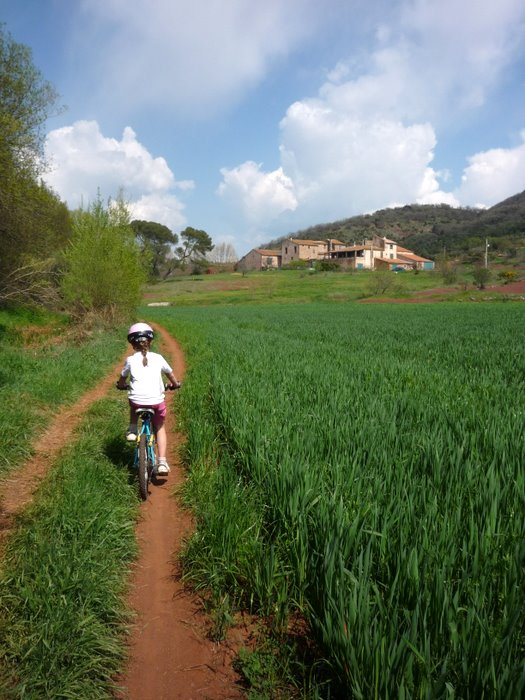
[134, 406, 157, 501]
[117, 384, 180, 500]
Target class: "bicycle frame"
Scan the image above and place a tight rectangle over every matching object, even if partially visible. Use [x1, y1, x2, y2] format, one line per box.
[133, 408, 157, 500]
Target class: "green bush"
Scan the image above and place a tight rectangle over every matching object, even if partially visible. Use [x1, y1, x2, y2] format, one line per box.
[282, 260, 309, 270]
[62, 194, 146, 319]
[498, 270, 518, 284]
[472, 266, 491, 289]
[316, 260, 340, 272]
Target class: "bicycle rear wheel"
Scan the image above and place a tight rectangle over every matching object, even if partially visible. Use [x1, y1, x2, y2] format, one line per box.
[138, 434, 149, 500]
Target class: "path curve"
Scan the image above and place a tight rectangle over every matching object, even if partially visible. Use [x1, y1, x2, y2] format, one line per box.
[0, 350, 129, 543]
[0, 327, 244, 699]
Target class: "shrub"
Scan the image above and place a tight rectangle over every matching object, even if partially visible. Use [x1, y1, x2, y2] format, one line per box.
[497, 270, 518, 284]
[62, 193, 146, 319]
[472, 266, 491, 290]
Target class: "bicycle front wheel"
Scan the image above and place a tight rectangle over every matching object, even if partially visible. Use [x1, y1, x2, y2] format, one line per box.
[138, 434, 149, 501]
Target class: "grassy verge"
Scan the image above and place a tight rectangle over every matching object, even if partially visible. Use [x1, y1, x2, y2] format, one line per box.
[0, 307, 127, 473]
[0, 396, 138, 698]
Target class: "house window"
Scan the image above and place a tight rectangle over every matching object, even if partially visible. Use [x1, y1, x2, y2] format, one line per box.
[294, 246, 298, 253]
[390, 253, 394, 259]
[285, 247, 288, 254]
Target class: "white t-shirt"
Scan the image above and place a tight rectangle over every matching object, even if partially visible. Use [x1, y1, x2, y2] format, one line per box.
[121, 351, 173, 405]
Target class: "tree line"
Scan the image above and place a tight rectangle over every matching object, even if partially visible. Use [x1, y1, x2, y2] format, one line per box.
[0, 24, 221, 321]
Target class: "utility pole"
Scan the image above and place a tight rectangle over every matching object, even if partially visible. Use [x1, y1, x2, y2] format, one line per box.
[484, 238, 489, 269]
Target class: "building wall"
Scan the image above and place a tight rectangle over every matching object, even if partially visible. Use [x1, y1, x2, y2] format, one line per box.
[237, 249, 280, 271]
[281, 239, 326, 265]
[261, 254, 280, 269]
[239, 236, 433, 273]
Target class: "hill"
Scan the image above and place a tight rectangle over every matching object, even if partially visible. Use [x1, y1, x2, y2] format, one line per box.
[266, 190, 525, 260]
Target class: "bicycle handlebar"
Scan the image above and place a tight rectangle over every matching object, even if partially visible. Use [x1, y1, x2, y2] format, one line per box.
[165, 382, 182, 390]
[115, 382, 181, 391]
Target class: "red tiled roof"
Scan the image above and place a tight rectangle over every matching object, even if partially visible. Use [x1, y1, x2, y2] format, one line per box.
[397, 252, 433, 263]
[288, 238, 326, 245]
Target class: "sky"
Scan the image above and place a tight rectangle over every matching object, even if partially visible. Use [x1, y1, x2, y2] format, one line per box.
[2, 0, 525, 257]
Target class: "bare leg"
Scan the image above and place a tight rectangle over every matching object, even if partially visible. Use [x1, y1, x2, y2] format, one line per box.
[127, 405, 138, 440]
[156, 424, 167, 461]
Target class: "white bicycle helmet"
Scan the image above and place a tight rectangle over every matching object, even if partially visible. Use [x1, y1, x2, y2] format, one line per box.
[127, 322, 154, 343]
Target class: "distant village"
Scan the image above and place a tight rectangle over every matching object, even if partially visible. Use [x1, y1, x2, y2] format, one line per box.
[237, 235, 435, 272]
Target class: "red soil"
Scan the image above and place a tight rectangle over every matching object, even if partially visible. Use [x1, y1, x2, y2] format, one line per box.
[115, 325, 245, 699]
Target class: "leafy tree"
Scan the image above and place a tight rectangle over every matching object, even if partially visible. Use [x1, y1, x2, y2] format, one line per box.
[0, 24, 67, 305]
[0, 178, 71, 305]
[164, 226, 213, 276]
[130, 220, 178, 279]
[62, 194, 146, 319]
[472, 266, 491, 290]
[177, 226, 213, 265]
[0, 24, 61, 175]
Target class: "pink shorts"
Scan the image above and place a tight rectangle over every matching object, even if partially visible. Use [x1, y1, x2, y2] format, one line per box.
[129, 400, 167, 431]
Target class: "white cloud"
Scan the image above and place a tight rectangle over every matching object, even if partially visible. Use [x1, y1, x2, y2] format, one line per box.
[218, 101, 453, 230]
[397, 0, 525, 120]
[215, 0, 525, 237]
[53, 0, 525, 249]
[69, 0, 524, 124]
[456, 132, 525, 206]
[417, 169, 459, 207]
[129, 193, 187, 230]
[316, 0, 525, 128]
[44, 120, 191, 231]
[73, 0, 318, 115]
[217, 161, 297, 224]
[279, 99, 455, 218]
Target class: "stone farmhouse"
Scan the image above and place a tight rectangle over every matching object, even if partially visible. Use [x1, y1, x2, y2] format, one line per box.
[237, 236, 434, 271]
[236, 248, 281, 271]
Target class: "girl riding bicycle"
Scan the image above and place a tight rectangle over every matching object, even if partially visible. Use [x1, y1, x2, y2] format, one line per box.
[116, 322, 180, 475]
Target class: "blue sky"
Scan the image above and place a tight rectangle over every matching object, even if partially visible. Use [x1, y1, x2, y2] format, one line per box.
[2, 0, 525, 257]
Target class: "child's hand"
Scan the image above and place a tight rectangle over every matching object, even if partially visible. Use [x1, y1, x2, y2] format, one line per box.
[166, 381, 181, 390]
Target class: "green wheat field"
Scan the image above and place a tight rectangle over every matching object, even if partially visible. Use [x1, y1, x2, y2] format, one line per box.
[147, 300, 525, 698]
[1, 284, 524, 698]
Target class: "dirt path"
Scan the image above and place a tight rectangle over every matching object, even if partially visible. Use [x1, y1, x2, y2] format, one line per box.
[0, 353, 129, 541]
[116, 325, 244, 699]
[0, 326, 244, 699]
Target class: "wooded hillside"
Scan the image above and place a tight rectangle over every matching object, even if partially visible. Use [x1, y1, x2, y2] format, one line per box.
[267, 190, 525, 261]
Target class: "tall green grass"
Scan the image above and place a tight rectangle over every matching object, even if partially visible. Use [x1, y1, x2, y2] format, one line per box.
[0, 396, 138, 698]
[0, 309, 127, 472]
[0, 308, 141, 697]
[146, 302, 525, 697]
